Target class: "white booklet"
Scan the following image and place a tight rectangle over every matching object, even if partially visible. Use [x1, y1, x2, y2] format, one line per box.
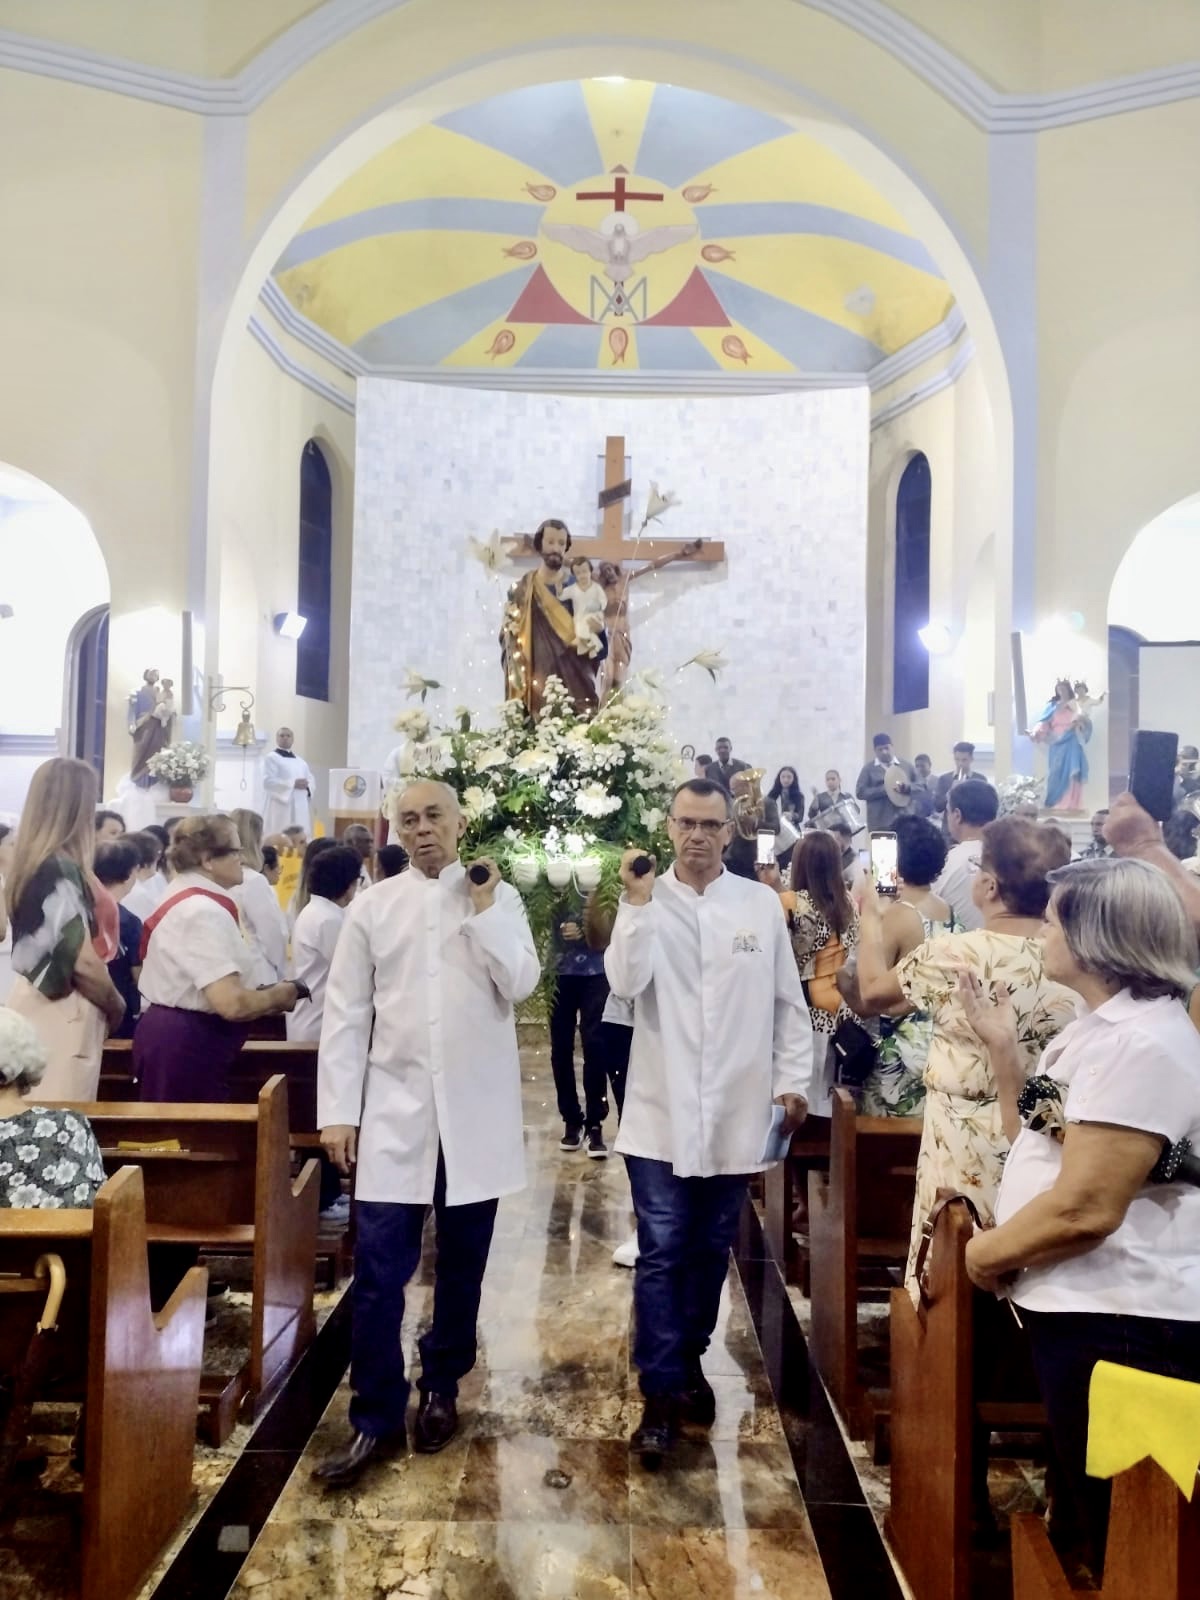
[759, 1103, 791, 1165]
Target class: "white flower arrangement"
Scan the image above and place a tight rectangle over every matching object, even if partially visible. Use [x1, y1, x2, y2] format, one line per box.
[996, 773, 1044, 814]
[393, 708, 432, 741]
[147, 740, 210, 784]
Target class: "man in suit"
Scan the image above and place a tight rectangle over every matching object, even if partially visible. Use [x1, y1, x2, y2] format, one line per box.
[704, 737, 750, 794]
[933, 741, 978, 836]
[855, 733, 915, 833]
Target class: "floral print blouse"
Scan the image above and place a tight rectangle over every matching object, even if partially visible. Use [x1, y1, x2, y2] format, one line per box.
[0, 1107, 106, 1208]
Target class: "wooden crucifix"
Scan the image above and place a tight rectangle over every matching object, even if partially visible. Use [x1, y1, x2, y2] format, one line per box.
[510, 435, 726, 568]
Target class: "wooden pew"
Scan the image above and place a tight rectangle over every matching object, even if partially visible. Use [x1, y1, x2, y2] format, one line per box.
[1012, 1457, 1200, 1599]
[0, 1166, 207, 1600]
[887, 1192, 1045, 1600]
[763, 1118, 830, 1288]
[66, 1076, 319, 1442]
[806, 1087, 922, 1440]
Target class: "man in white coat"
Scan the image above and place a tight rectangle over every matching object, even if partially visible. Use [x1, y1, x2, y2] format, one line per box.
[313, 780, 539, 1487]
[262, 726, 314, 837]
[606, 777, 814, 1466]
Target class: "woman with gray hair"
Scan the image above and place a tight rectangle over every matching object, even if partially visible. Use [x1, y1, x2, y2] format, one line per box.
[959, 857, 1200, 1574]
[0, 1008, 105, 1208]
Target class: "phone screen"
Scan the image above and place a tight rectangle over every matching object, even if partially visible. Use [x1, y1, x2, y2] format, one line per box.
[756, 830, 775, 866]
[870, 831, 899, 896]
[1129, 729, 1178, 823]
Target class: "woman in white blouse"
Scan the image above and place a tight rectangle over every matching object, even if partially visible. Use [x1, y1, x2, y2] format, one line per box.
[134, 816, 303, 1101]
[960, 857, 1200, 1573]
[229, 808, 289, 985]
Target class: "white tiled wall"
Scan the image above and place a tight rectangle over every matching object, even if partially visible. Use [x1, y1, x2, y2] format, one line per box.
[351, 383, 869, 796]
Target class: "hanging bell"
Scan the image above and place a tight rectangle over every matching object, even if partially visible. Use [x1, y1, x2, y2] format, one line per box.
[234, 708, 256, 748]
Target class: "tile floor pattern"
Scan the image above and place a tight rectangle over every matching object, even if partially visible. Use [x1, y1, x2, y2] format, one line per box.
[230, 1050, 833, 1599]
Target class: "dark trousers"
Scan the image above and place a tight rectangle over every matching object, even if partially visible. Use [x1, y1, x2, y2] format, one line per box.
[625, 1154, 749, 1397]
[349, 1151, 498, 1438]
[549, 972, 610, 1128]
[1023, 1308, 1200, 1571]
[598, 1021, 630, 1118]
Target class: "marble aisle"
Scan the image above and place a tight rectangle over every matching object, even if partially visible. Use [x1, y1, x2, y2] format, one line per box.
[229, 1046, 833, 1599]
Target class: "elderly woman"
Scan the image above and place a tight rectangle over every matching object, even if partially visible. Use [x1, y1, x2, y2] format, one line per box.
[6, 758, 125, 1098]
[229, 808, 289, 985]
[960, 858, 1200, 1570]
[133, 815, 303, 1101]
[0, 1008, 105, 1208]
[854, 816, 1075, 1281]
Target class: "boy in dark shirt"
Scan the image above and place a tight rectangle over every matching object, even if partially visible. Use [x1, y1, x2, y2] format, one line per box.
[93, 839, 143, 1038]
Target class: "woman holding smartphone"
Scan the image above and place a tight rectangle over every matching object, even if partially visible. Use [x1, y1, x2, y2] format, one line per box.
[853, 817, 1076, 1285]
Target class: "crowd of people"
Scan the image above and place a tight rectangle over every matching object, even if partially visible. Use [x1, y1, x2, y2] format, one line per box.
[0, 728, 1198, 1581]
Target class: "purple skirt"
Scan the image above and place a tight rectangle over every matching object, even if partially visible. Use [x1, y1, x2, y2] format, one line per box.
[133, 1004, 250, 1103]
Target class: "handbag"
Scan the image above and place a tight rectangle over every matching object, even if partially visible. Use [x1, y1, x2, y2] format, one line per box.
[808, 934, 847, 1014]
[831, 1015, 876, 1087]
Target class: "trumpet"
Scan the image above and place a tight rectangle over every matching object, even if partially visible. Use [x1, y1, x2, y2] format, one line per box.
[732, 767, 768, 840]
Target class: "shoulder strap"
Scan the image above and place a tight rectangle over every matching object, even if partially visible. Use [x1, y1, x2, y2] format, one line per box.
[913, 1192, 984, 1308]
[139, 887, 240, 962]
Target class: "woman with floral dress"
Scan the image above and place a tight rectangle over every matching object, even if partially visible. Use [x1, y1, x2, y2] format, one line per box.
[841, 816, 958, 1118]
[854, 816, 1076, 1284]
[0, 1008, 105, 1209]
[782, 831, 863, 1116]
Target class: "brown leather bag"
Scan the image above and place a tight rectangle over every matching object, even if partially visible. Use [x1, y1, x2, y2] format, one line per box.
[808, 934, 847, 1014]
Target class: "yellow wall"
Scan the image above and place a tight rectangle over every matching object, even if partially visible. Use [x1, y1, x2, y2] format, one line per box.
[210, 322, 355, 819]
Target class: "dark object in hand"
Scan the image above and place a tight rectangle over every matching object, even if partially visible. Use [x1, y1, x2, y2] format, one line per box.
[292, 981, 312, 1002]
[631, 855, 654, 877]
[468, 863, 491, 885]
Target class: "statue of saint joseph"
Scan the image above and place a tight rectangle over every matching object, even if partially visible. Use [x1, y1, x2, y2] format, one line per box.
[500, 519, 600, 718]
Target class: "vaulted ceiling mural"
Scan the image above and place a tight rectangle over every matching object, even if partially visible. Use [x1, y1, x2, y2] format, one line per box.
[272, 79, 955, 375]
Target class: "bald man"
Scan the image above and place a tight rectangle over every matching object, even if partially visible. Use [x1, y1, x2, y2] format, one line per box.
[262, 727, 313, 836]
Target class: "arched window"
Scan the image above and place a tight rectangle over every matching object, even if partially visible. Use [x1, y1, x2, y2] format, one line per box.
[296, 440, 333, 701]
[68, 605, 109, 776]
[893, 452, 931, 714]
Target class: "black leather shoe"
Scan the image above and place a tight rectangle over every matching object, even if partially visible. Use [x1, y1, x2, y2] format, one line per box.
[413, 1391, 459, 1454]
[678, 1366, 717, 1429]
[631, 1395, 676, 1468]
[311, 1428, 405, 1488]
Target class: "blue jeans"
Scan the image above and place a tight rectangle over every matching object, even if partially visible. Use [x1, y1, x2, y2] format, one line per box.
[349, 1151, 498, 1438]
[1023, 1308, 1200, 1571]
[625, 1155, 749, 1398]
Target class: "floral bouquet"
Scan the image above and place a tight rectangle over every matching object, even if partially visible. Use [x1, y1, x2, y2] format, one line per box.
[146, 741, 210, 785]
[385, 674, 685, 994]
[996, 773, 1043, 815]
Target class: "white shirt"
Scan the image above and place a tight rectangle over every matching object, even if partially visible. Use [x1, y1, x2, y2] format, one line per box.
[605, 866, 814, 1177]
[262, 749, 314, 836]
[124, 871, 167, 923]
[317, 861, 539, 1205]
[139, 872, 255, 1013]
[231, 866, 289, 987]
[996, 990, 1200, 1318]
[935, 837, 983, 930]
[287, 895, 345, 1042]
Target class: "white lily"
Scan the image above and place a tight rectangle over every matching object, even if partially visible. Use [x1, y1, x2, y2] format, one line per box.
[678, 648, 727, 683]
[467, 529, 518, 575]
[402, 667, 440, 702]
[645, 482, 681, 522]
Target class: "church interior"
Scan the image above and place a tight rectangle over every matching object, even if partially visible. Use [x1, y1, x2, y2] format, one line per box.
[1, 3, 1200, 1597]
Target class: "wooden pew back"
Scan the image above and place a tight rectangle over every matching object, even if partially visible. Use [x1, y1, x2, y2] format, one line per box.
[0, 1167, 206, 1600]
[100, 1038, 319, 1133]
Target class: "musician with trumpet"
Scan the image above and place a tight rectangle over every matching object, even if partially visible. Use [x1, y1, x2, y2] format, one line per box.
[724, 768, 781, 880]
[855, 733, 917, 834]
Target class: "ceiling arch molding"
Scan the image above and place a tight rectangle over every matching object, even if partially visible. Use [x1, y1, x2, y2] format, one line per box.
[0, 0, 1198, 130]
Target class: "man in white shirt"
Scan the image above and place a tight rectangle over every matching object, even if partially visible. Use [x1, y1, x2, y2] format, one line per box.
[287, 845, 360, 1042]
[313, 781, 539, 1487]
[935, 778, 999, 931]
[606, 778, 814, 1466]
[262, 727, 314, 837]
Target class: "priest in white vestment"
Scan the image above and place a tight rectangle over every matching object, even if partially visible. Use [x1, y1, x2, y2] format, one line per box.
[606, 777, 814, 1466]
[262, 726, 313, 836]
[313, 780, 539, 1487]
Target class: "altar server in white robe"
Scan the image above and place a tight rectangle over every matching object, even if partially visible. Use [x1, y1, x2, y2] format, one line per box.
[313, 780, 539, 1487]
[261, 726, 313, 837]
[606, 777, 814, 1467]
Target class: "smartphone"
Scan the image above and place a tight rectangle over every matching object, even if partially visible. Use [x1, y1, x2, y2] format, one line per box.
[756, 830, 776, 866]
[869, 831, 899, 896]
[1129, 730, 1178, 823]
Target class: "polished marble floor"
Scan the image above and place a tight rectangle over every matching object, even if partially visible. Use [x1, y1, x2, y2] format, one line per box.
[1, 1044, 909, 1599]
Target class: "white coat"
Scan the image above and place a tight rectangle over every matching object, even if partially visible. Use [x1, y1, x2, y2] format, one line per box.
[606, 865, 814, 1178]
[262, 749, 314, 835]
[317, 861, 540, 1205]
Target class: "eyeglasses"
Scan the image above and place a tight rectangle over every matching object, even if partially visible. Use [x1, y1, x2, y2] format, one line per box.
[671, 817, 728, 835]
